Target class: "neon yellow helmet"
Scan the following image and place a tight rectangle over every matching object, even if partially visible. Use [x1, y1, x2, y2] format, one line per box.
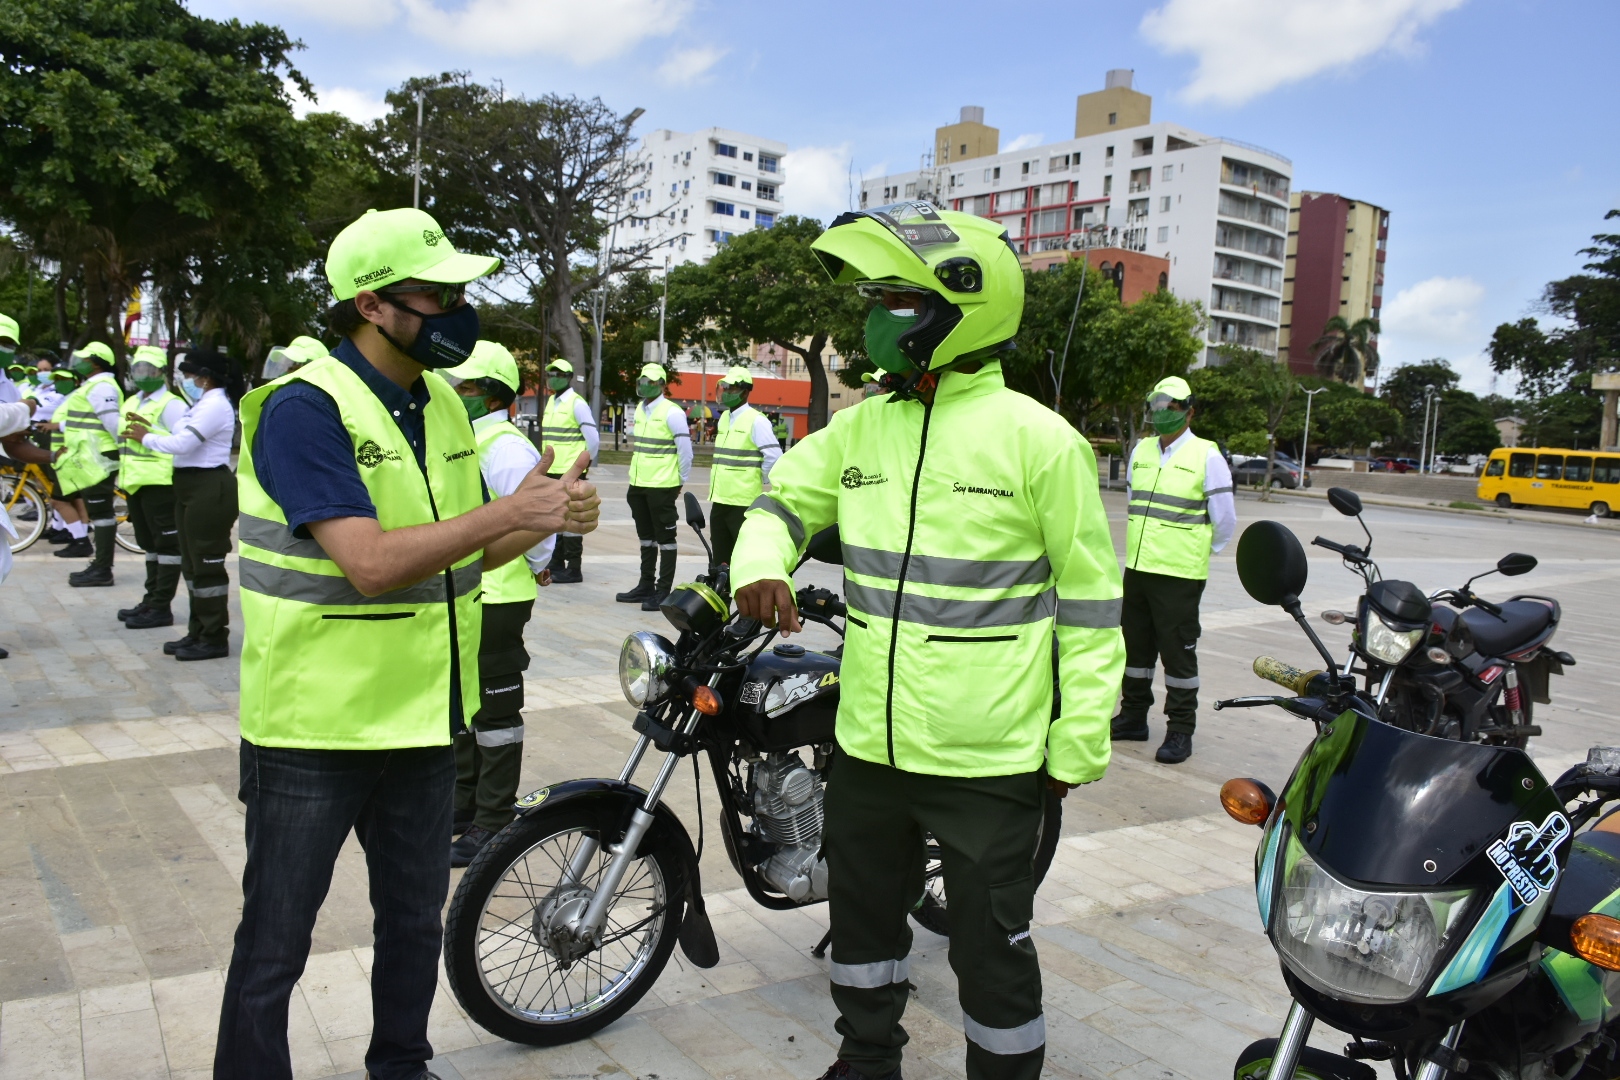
[812, 201, 1022, 375]
[445, 339, 521, 393]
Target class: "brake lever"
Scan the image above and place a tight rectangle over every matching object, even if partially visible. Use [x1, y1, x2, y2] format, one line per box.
[1214, 695, 1285, 711]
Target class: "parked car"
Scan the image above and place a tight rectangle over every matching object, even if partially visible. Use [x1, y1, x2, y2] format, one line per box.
[1371, 456, 1415, 473]
[1232, 454, 1303, 489]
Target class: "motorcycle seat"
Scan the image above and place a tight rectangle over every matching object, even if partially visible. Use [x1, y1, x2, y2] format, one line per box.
[1461, 601, 1554, 658]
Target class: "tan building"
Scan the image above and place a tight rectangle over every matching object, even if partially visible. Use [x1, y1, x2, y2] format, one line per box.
[1020, 247, 1169, 305]
[935, 106, 999, 166]
[1279, 192, 1389, 383]
[1074, 69, 1152, 139]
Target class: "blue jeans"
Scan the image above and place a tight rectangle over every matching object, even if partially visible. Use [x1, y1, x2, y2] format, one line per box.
[214, 740, 454, 1080]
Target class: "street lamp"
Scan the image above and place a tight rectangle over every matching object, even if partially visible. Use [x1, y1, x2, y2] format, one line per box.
[1299, 386, 1326, 488]
[1418, 384, 1437, 475]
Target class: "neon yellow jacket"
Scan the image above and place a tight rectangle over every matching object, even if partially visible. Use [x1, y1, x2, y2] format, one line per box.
[730, 362, 1124, 784]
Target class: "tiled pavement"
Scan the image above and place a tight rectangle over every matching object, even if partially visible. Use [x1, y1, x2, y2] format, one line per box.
[3, 469, 1619, 1079]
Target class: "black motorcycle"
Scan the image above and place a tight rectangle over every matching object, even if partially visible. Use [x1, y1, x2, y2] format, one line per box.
[443, 494, 1061, 1045]
[1308, 487, 1573, 748]
[1216, 518, 1620, 1080]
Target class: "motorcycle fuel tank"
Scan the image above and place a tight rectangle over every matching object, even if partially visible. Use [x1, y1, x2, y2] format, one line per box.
[736, 645, 840, 753]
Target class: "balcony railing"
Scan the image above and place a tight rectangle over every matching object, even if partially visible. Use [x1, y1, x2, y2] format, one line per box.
[1128, 181, 1150, 193]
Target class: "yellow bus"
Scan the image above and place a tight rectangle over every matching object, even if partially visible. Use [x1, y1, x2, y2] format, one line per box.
[1477, 447, 1620, 517]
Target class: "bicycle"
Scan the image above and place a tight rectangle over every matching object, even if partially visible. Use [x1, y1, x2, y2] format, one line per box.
[0, 459, 144, 555]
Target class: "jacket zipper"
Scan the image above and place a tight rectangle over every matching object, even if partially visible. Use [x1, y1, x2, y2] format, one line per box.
[885, 399, 934, 766]
[1129, 444, 1164, 572]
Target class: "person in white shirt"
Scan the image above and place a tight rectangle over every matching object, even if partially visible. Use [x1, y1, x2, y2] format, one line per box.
[0, 388, 36, 658]
[32, 367, 85, 550]
[706, 366, 783, 566]
[538, 358, 598, 584]
[116, 346, 191, 631]
[54, 343, 125, 586]
[122, 348, 242, 661]
[614, 363, 692, 610]
[0, 315, 22, 406]
[443, 342, 561, 866]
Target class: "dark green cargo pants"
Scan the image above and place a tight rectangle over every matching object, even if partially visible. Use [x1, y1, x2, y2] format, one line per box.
[173, 466, 238, 646]
[454, 599, 533, 833]
[825, 751, 1046, 1080]
[126, 483, 181, 607]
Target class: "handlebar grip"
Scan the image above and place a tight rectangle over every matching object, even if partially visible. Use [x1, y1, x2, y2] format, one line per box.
[1312, 536, 1348, 554]
[1475, 597, 1504, 616]
[1253, 655, 1324, 696]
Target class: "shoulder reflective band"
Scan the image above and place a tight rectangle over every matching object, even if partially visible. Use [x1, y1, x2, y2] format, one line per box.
[828, 956, 910, 988]
[1056, 597, 1122, 628]
[844, 544, 1051, 591]
[748, 494, 806, 548]
[1205, 485, 1235, 496]
[238, 513, 331, 561]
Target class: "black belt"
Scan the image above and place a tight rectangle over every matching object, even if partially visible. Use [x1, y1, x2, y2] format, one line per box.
[174, 464, 231, 474]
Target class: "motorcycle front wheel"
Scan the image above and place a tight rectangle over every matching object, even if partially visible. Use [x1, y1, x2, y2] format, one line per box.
[1234, 1038, 1374, 1080]
[444, 801, 684, 1046]
[911, 783, 1063, 938]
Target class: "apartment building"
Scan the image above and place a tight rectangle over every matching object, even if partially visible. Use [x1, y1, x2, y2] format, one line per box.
[631, 127, 788, 266]
[1279, 193, 1390, 383]
[860, 71, 1293, 365]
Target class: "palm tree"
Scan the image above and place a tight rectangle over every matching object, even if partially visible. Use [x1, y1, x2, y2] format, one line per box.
[1312, 316, 1381, 385]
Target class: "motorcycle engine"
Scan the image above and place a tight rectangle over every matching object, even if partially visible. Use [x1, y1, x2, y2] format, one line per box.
[749, 751, 829, 902]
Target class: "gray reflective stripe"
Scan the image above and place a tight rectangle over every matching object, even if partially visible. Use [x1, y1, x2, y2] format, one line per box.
[239, 556, 481, 606]
[186, 427, 205, 442]
[1204, 485, 1235, 496]
[1132, 490, 1207, 511]
[844, 544, 1052, 591]
[238, 513, 331, 561]
[1164, 674, 1201, 689]
[155, 554, 183, 565]
[748, 495, 805, 548]
[65, 420, 107, 430]
[658, 543, 678, 551]
[963, 1013, 1045, 1056]
[1126, 505, 1210, 525]
[89, 518, 117, 527]
[639, 540, 655, 548]
[1056, 597, 1122, 628]
[1123, 666, 1155, 679]
[145, 553, 158, 563]
[828, 956, 910, 988]
[475, 725, 525, 747]
[712, 451, 764, 466]
[579, 420, 598, 429]
[844, 579, 1056, 629]
[190, 584, 230, 598]
[631, 439, 678, 455]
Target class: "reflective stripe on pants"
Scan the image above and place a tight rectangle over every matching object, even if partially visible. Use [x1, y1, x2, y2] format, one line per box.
[1119, 567, 1206, 733]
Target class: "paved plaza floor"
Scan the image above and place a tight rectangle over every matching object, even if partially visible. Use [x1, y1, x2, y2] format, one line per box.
[2, 467, 1618, 1079]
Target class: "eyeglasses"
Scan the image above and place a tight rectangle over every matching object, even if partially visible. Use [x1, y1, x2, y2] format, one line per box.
[381, 282, 466, 310]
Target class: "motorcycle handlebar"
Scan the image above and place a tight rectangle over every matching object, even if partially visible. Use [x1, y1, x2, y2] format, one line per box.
[1253, 655, 1324, 696]
[1312, 536, 1368, 562]
[1474, 596, 1504, 616]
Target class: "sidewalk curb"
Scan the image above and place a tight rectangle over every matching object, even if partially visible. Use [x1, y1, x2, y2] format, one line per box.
[1266, 486, 1620, 532]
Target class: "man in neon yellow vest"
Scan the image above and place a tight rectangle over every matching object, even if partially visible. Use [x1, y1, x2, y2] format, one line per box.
[55, 341, 124, 587]
[708, 365, 781, 566]
[1110, 376, 1236, 764]
[116, 345, 187, 628]
[540, 357, 598, 583]
[732, 203, 1125, 1080]
[444, 340, 556, 865]
[214, 208, 601, 1079]
[615, 362, 691, 610]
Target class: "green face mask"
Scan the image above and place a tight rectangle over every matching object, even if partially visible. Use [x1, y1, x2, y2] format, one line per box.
[1150, 408, 1188, 436]
[719, 390, 745, 409]
[72, 359, 96, 377]
[0, 347, 16, 366]
[460, 394, 490, 421]
[864, 306, 916, 375]
[547, 375, 571, 392]
[134, 376, 166, 394]
[636, 378, 663, 400]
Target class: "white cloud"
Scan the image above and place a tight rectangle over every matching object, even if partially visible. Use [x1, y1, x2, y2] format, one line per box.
[655, 45, 727, 86]
[251, 0, 384, 28]
[1379, 275, 1499, 392]
[782, 145, 855, 225]
[289, 83, 391, 123]
[1003, 133, 1045, 153]
[1141, 0, 1468, 106]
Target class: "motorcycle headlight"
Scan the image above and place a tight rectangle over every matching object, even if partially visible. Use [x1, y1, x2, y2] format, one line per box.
[619, 630, 675, 707]
[1274, 833, 1473, 1003]
[1361, 610, 1426, 665]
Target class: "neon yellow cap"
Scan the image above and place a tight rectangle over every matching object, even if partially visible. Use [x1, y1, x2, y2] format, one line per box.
[547, 358, 574, 374]
[131, 345, 169, 369]
[446, 340, 521, 393]
[0, 314, 18, 343]
[1148, 375, 1193, 403]
[325, 208, 502, 301]
[639, 363, 668, 382]
[73, 341, 116, 367]
[719, 365, 753, 385]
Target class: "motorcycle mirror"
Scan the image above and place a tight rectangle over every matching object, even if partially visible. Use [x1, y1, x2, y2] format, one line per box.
[1326, 487, 1363, 517]
[1236, 520, 1309, 608]
[683, 491, 706, 531]
[805, 525, 844, 566]
[1498, 552, 1537, 577]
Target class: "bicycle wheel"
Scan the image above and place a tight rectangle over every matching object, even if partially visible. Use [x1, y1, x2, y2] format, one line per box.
[114, 488, 144, 554]
[2, 475, 48, 553]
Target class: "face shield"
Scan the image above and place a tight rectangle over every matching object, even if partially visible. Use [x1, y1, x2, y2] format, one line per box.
[130, 361, 166, 394]
[636, 377, 664, 400]
[261, 347, 303, 381]
[1147, 394, 1190, 436]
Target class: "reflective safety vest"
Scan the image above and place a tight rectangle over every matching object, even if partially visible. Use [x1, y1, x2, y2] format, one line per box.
[541, 387, 588, 470]
[475, 417, 540, 605]
[57, 372, 123, 495]
[236, 357, 485, 750]
[628, 396, 680, 487]
[728, 361, 1125, 784]
[1125, 433, 1219, 580]
[119, 389, 182, 492]
[709, 403, 765, 506]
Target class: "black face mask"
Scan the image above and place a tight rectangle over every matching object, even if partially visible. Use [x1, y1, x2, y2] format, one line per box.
[380, 298, 480, 369]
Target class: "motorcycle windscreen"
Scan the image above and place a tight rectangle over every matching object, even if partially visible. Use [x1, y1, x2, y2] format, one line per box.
[1279, 711, 1565, 889]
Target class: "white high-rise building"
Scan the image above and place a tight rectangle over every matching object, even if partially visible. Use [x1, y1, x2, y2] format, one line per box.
[630, 127, 789, 267]
[860, 73, 1292, 365]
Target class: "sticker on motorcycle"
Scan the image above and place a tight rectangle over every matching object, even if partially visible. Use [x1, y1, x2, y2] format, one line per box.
[515, 787, 551, 809]
[1487, 810, 1571, 905]
[766, 672, 828, 717]
[740, 680, 766, 705]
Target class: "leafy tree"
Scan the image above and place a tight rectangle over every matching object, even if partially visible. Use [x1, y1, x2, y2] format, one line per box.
[1312, 315, 1381, 385]
[1276, 378, 1400, 457]
[1002, 260, 1123, 432]
[1379, 359, 1459, 448]
[1219, 346, 1294, 498]
[1105, 287, 1204, 444]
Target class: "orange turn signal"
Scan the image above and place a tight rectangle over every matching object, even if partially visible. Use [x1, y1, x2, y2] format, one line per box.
[1571, 914, 1620, 971]
[692, 685, 723, 716]
[1220, 778, 1276, 827]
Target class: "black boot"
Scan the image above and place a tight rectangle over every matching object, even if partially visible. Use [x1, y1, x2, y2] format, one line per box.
[118, 602, 151, 621]
[642, 546, 678, 611]
[69, 565, 114, 587]
[1156, 730, 1193, 764]
[124, 606, 175, 629]
[163, 635, 197, 655]
[817, 1062, 901, 1080]
[45, 527, 72, 544]
[550, 536, 583, 584]
[1111, 712, 1150, 741]
[54, 537, 92, 558]
[615, 545, 657, 602]
[450, 825, 496, 868]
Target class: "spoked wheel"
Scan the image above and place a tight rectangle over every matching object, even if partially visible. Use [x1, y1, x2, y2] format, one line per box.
[911, 784, 1064, 938]
[113, 488, 143, 554]
[444, 802, 683, 1045]
[2, 477, 47, 552]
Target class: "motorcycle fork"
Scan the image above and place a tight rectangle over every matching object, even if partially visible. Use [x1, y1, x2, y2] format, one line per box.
[1268, 1001, 1314, 1079]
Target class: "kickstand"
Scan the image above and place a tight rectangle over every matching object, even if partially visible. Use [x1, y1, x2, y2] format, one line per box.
[811, 928, 832, 958]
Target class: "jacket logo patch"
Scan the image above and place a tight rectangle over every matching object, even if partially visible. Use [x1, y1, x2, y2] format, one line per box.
[356, 439, 403, 468]
[442, 448, 476, 463]
[841, 466, 889, 490]
[952, 482, 1014, 498]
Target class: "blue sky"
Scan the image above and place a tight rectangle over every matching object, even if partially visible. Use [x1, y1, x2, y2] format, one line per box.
[195, 0, 1620, 394]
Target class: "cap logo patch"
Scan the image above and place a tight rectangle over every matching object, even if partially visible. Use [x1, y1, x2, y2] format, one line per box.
[422, 229, 444, 247]
[353, 266, 395, 288]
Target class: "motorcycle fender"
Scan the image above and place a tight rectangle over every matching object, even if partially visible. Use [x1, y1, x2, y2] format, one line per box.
[512, 778, 720, 970]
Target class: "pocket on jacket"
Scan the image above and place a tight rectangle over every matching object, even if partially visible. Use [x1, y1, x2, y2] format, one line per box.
[918, 632, 1039, 750]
